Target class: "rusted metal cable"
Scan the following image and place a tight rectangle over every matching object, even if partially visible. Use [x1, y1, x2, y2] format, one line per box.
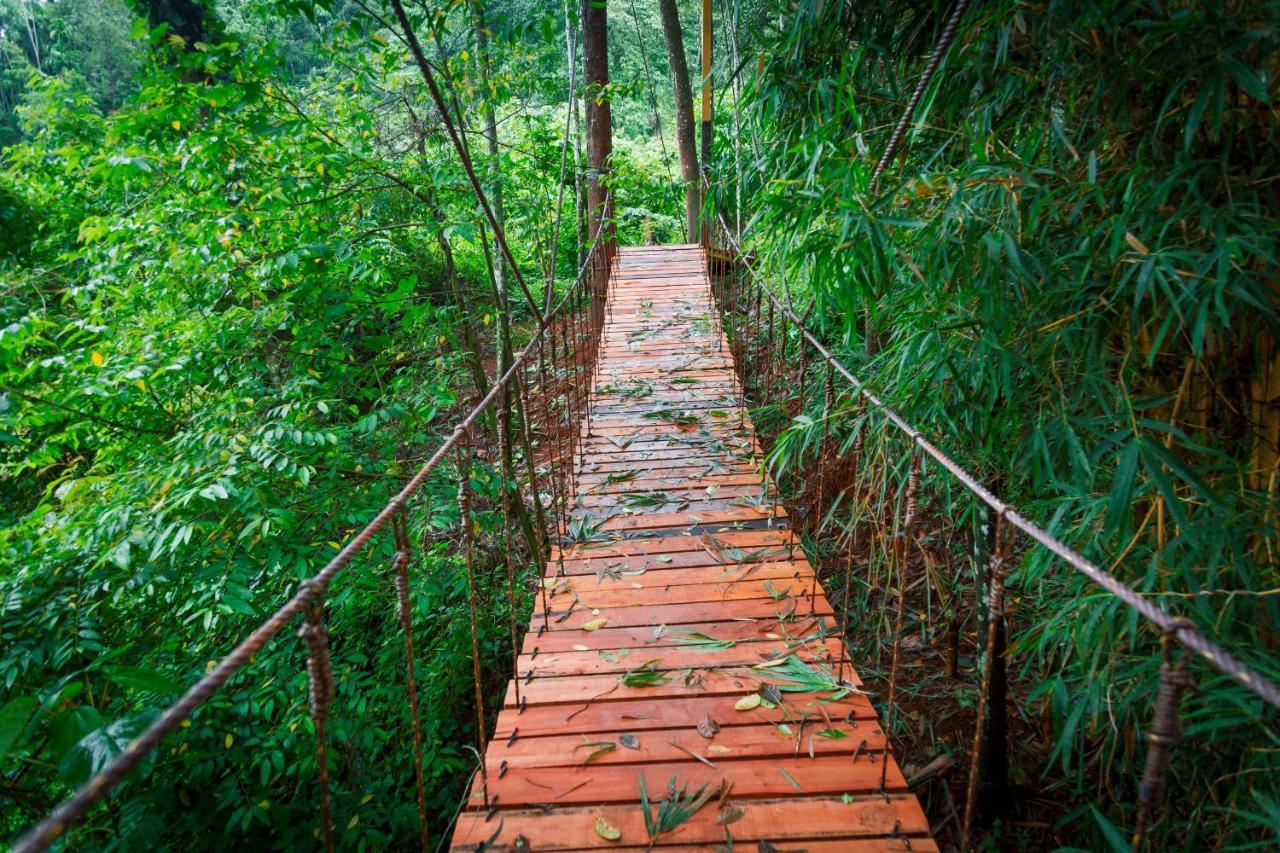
[714, 221, 1280, 712]
[497, 396, 522, 710]
[961, 512, 1009, 849]
[763, 298, 776, 410]
[521, 375, 553, 638]
[835, 398, 870, 688]
[298, 581, 336, 853]
[581, 284, 595, 441]
[816, 361, 836, 527]
[514, 373, 549, 555]
[881, 449, 919, 796]
[537, 329, 563, 572]
[457, 442, 491, 807]
[803, 352, 822, 611]
[870, 0, 973, 189]
[548, 318, 571, 584]
[390, 512, 430, 851]
[731, 277, 748, 428]
[773, 300, 783, 397]
[1131, 621, 1195, 850]
[838, 548, 856, 685]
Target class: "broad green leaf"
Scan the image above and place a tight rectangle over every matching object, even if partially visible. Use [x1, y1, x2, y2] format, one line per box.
[0, 696, 37, 764]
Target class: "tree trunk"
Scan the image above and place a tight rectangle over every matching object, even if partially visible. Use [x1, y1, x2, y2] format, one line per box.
[565, 0, 587, 273]
[657, 0, 699, 243]
[581, 0, 612, 246]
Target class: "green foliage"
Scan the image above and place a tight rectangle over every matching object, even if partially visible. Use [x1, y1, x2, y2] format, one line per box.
[637, 772, 715, 848]
[0, 0, 683, 844]
[728, 0, 1280, 846]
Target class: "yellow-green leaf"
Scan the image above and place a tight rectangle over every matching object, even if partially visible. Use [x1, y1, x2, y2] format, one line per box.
[594, 815, 621, 841]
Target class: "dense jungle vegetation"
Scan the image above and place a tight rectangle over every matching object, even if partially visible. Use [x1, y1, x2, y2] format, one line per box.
[1, 0, 1277, 849]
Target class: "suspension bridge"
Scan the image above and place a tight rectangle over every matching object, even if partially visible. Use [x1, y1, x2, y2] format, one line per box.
[13, 0, 1280, 847]
[13, 232, 1280, 852]
[450, 245, 930, 850]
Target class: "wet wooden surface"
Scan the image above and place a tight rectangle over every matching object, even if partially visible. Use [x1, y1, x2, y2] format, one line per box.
[451, 245, 933, 851]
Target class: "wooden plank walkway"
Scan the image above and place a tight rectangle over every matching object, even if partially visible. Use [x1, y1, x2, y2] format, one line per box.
[452, 245, 934, 850]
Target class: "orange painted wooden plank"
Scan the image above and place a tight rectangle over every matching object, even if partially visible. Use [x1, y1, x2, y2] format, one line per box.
[552, 529, 798, 562]
[491, 722, 888, 770]
[493, 691, 880, 740]
[555, 548, 807, 574]
[550, 561, 814, 591]
[528, 596, 834, 633]
[515, 637, 845, 679]
[534, 576, 825, 612]
[597, 506, 784, 532]
[502, 664, 860, 709]
[469, 756, 910, 808]
[552, 842, 936, 853]
[519, 615, 817, 655]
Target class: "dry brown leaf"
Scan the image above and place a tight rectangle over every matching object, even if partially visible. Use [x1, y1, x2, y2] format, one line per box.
[697, 715, 721, 738]
[717, 805, 747, 825]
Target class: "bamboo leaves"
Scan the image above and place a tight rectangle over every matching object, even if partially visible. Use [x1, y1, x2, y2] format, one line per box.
[620, 660, 672, 688]
[756, 656, 854, 701]
[576, 741, 616, 766]
[671, 631, 736, 652]
[638, 774, 716, 848]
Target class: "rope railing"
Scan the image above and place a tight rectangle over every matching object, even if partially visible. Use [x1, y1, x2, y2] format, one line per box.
[709, 216, 1279, 848]
[869, 0, 972, 189]
[12, 226, 615, 853]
